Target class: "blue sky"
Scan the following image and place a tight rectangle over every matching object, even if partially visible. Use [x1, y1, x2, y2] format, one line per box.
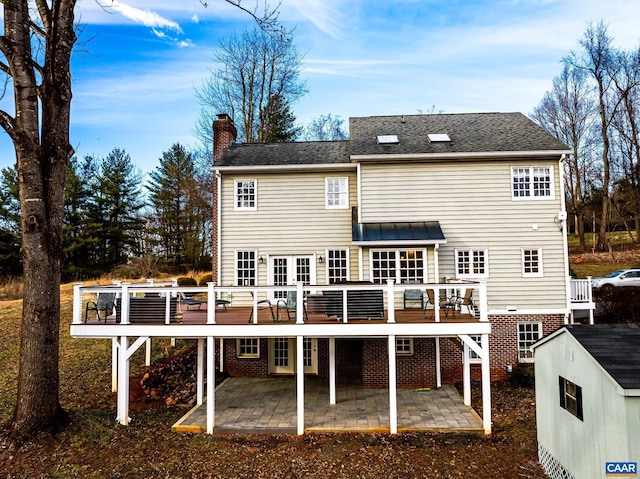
[1, 0, 639, 177]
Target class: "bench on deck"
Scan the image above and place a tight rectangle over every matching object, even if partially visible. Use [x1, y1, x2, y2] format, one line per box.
[322, 282, 385, 320]
[115, 296, 178, 323]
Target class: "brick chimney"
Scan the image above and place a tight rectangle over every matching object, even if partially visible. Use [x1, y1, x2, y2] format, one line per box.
[213, 113, 237, 162]
[212, 113, 237, 284]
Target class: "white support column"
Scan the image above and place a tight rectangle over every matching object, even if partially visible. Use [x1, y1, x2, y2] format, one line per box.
[388, 335, 398, 434]
[164, 293, 171, 324]
[207, 282, 216, 324]
[479, 280, 488, 322]
[462, 341, 471, 406]
[386, 280, 395, 323]
[116, 336, 130, 425]
[219, 338, 225, 373]
[206, 336, 216, 434]
[120, 284, 130, 325]
[197, 338, 205, 405]
[329, 337, 336, 405]
[342, 289, 348, 323]
[480, 333, 492, 435]
[111, 338, 118, 393]
[434, 337, 442, 388]
[296, 335, 305, 434]
[73, 283, 83, 324]
[296, 282, 304, 324]
[145, 338, 152, 366]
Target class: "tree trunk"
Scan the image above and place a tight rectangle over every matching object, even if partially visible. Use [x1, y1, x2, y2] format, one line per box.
[1, 0, 76, 436]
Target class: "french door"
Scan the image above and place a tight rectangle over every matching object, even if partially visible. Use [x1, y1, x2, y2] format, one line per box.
[268, 338, 318, 375]
[269, 255, 315, 300]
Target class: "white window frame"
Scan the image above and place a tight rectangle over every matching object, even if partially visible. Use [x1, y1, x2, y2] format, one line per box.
[518, 322, 542, 362]
[396, 337, 414, 356]
[370, 249, 427, 285]
[325, 177, 349, 209]
[511, 166, 554, 200]
[466, 335, 482, 364]
[235, 250, 257, 286]
[522, 248, 543, 277]
[237, 338, 260, 358]
[326, 249, 349, 284]
[455, 249, 488, 279]
[234, 179, 257, 210]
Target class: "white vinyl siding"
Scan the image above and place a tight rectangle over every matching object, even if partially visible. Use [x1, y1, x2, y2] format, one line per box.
[220, 171, 357, 290]
[358, 160, 566, 311]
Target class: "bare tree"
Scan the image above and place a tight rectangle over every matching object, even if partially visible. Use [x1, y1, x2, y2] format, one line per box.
[194, 27, 306, 149]
[566, 21, 621, 252]
[531, 63, 598, 249]
[301, 114, 349, 141]
[0, 0, 285, 437]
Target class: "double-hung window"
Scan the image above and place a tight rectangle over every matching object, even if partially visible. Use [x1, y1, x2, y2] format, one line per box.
[236, 250, 256, 286]
[518, 322, 541, 362]
[559, 376, 583, 420]
[371, 249, 425, 284]
[512, 166, 553, 199]
[235, 179, 257, 210]
[466, 335, 482, 363]
[455, 249, 488, 279]
[237, 338, 260, 359]
[327, 249, 349, 284]
[326, 177, 348, 209]
[522, 248, 543, 277]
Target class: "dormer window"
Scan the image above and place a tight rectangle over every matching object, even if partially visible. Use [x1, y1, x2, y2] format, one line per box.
[427, 133, 451, 143]
[377, 135, 399, 144]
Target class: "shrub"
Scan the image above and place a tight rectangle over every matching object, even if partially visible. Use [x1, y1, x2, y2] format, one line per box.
[198, 273, 213, 286]
[593, 286, 640, 323]
[511, 365, 535, 388]
[177, 277, 198, 287]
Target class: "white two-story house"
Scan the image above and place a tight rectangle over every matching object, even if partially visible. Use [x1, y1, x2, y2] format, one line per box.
[212, 111, 573, 387]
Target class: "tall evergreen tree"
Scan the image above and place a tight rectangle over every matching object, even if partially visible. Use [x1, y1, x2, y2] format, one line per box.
[259, 93, 301, 142]
[0, 167, 22, 277]
[147, 143, 211, 272]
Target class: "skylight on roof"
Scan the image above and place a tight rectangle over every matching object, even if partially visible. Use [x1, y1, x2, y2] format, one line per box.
[428, 133, 451, 143]
[377, 135, 399, 145]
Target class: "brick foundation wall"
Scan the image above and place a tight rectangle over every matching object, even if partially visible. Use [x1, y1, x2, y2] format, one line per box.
[362, 338, 437, 388]
[223, 338, 269, 378]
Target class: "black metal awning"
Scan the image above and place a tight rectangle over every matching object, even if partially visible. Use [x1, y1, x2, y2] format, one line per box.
[352, 221, 446, 245]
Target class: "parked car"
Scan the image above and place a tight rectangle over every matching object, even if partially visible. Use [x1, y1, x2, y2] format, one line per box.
[591, 269, 640, 288]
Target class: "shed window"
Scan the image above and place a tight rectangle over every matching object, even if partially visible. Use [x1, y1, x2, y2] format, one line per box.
[559, 376, 583, 421]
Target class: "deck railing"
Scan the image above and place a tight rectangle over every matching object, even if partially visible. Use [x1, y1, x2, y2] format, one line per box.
[569, 277, 593, 303]
[72, 280, 488, 326]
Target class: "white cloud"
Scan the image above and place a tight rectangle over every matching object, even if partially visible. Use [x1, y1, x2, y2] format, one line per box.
[284, 0, 343, 38]
[109, 1, 183, 33]
[191, 14, 200, 23]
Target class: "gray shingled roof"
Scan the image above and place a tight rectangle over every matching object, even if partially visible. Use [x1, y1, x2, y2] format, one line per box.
[216, 141, 349, 167]
[566, 324, 640, 390]
[349, 112, 569, 156]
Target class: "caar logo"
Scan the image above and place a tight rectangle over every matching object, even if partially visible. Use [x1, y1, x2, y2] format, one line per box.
[606, 462, 638, 477]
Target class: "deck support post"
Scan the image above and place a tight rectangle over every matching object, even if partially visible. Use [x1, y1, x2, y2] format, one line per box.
[207, 282, 216, 324]
[386, 280, 395, 323]
[296, 335, 305, 434]
[463, 341, 471, 406]
[145, 338, 152, 366]
[112, 337, 118, 393]
[206, 336, 215, 434]
[481, 333, 492, 435]
[197, 338, 205, 405]
[435, 337, 441, 388]
[116, 336, 130, 425]
[388, 334, 398, 434]
[296, 283, 304, 324]
[329, 337, 336, 405]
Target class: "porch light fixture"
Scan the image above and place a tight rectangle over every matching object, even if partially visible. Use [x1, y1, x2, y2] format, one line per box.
[318, 256, 325, 263]
[258, 256, 264, 264]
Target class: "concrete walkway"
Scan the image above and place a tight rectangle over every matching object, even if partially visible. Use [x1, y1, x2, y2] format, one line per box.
[173, 377, 483, 434]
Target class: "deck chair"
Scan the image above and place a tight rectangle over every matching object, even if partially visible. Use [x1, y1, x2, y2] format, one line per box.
[276, 291, 308, 322]
[247, 292, 275, 323]
[403, 280, 424, 310]
[422, 289, 455, 318]
[85, 292, 116, 323]
[178, 292, 206, 311]
[455, 289, 475, 315]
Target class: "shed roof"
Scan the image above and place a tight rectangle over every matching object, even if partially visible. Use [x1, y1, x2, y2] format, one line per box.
[535, 324, 640, 390]
[349, 112, 570, 157]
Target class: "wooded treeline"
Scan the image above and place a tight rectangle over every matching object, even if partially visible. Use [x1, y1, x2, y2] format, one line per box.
[532, 21, 640, 251]
[0, 143, 213, 279]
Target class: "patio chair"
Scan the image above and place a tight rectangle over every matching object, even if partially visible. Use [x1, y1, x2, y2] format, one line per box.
[454, 289, 475, 316]
[85, 292, 116, 323]
[422, 289, 456, 319]
[403, 280, 424, 310]
[247, 292, 275, 323]
[276, 291, 308, 322]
